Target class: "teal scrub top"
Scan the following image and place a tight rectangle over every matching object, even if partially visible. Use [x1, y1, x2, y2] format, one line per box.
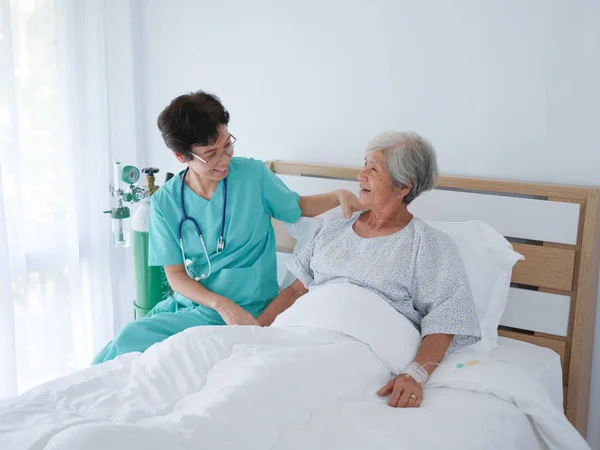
[148, 157, 301, 323]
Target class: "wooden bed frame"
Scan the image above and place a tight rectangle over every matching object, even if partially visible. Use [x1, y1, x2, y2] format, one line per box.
[266, 160, 600, 436]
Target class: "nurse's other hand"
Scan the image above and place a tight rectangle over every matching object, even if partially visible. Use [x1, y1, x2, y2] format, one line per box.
[337, 189, 362, 219]
[215, 299, 259, 326]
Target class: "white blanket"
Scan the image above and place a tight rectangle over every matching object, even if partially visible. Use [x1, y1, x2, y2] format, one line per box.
[0, 285, 590, 450]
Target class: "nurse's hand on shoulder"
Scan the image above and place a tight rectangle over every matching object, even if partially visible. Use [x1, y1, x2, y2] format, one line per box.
[337, 189, 363, 219]
[214, 298, 259, 326]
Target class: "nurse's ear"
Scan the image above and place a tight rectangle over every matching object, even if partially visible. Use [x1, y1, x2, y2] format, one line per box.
[173, 150, 191, 164]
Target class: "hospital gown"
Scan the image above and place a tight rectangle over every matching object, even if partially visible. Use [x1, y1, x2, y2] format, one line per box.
[287, 212, 481, 350]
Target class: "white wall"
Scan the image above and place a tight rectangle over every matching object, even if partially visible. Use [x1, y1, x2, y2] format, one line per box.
[131, 0, 600, 446]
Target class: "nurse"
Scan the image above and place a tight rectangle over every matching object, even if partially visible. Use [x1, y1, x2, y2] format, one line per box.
[92, 91, 360, 364]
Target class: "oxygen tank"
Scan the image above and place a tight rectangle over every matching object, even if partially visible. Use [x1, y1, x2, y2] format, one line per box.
[131, 169, 173, 319]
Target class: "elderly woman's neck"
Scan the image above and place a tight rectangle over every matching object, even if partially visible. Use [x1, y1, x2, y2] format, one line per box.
[364, 203, 413, 230]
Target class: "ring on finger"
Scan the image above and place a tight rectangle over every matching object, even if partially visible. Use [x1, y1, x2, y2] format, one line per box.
[409, 394, 418, 401]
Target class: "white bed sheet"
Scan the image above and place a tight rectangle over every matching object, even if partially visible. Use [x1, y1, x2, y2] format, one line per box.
[0, 326, 584, 450]
[492, 336, 564, 409]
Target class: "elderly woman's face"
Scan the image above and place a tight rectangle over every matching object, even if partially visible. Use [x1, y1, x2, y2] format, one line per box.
[357, 151, 397, 208]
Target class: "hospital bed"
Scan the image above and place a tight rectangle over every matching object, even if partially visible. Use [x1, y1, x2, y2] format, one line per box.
[0, 161, 598, 450]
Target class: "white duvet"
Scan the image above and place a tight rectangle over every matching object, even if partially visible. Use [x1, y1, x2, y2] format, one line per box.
[0, 284, 590, 450]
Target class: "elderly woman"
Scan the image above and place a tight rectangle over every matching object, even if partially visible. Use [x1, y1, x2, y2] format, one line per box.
[257, 131, 481, 409]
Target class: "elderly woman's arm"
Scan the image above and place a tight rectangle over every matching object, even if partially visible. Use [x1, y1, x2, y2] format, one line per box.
[379, 230, 481, 408]
[412, 334, 454, 373]
[377, 333, 453, 407]
[259, 219, 322, 326]
[257, 279, 307, 326]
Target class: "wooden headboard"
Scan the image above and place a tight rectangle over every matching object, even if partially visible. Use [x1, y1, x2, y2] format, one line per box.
[266, 160, 600, 436]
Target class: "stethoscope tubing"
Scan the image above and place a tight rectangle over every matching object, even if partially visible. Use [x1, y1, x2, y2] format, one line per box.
[177, 167, 227, 280]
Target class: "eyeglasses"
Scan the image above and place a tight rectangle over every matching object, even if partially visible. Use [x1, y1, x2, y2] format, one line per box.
[190, 134, 237, 165]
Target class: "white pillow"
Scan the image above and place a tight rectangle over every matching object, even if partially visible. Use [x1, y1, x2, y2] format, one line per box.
[272, 283, 421, 373]
[425, 221, 523, 352]
[282, 216, 523, 352]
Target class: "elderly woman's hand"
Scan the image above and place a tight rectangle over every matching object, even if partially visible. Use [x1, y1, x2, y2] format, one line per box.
[377, 374, 423, 408]
[337, 189, 363, 218]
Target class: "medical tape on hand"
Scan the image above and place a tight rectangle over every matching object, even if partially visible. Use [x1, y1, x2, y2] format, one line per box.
[404, 362, 433, 385]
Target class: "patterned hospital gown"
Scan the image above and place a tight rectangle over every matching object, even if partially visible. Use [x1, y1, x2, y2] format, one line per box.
[286, 212, 482, 350]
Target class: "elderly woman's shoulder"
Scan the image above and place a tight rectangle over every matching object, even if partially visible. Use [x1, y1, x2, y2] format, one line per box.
[411, 217, 459, 254]
[322, 210, 363, 225]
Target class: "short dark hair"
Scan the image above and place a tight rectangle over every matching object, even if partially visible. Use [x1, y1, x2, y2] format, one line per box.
[157, 91, 230, 159]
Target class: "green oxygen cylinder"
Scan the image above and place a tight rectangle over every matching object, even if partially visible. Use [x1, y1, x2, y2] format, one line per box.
[132, 200, 171, 318]
[131, 169, 173, 319]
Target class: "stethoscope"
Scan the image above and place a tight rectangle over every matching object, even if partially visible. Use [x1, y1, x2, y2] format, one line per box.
[178, 167, 227, 280]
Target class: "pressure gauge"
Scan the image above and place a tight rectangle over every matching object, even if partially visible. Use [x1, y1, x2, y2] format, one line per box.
[121, 165, 140, 185]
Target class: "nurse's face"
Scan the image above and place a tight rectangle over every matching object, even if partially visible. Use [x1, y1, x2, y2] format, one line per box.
[187, 125, 235, 182]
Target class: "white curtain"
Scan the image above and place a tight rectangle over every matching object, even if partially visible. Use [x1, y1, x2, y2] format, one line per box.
[0, 0, 123, 398]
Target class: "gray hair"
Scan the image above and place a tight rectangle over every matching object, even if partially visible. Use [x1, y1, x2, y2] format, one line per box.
[366, 131, 438, 205]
